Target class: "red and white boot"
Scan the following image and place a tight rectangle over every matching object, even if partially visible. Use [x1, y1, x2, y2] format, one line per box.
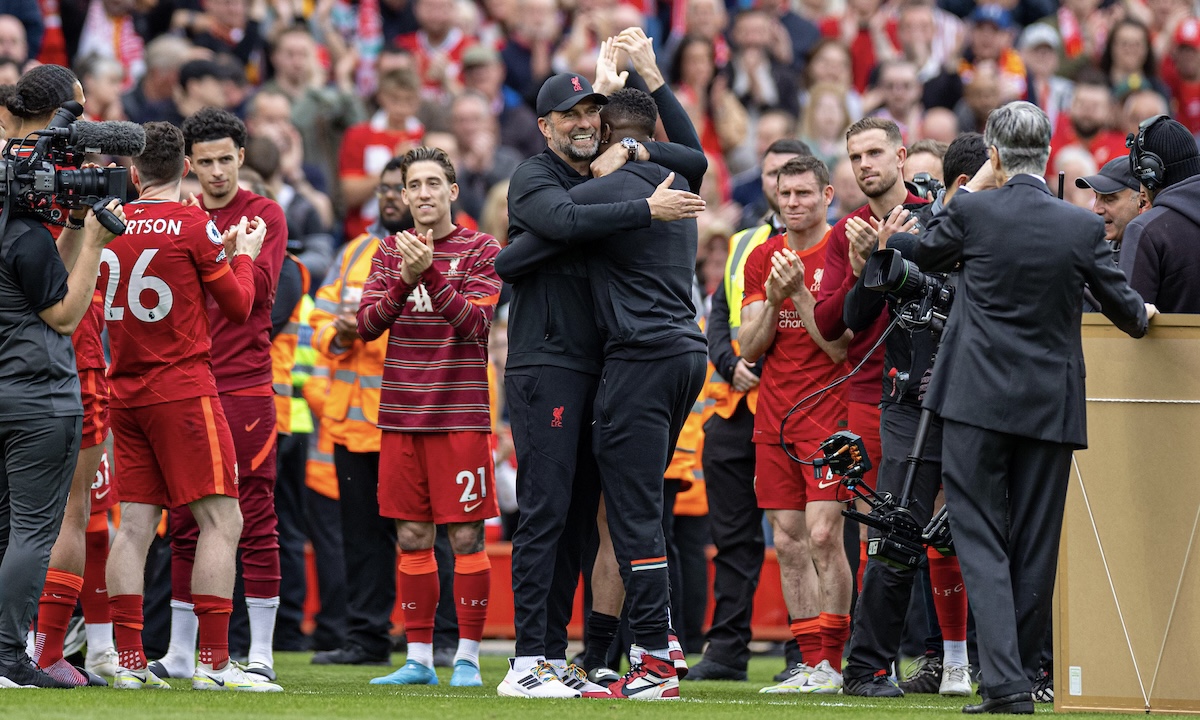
[582, 655, 679, 700]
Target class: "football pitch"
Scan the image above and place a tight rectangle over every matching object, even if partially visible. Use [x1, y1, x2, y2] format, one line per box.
[0, 654, 1130, 719]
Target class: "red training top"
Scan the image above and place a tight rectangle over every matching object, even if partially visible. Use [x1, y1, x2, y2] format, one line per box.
[744, 232, 848, 445]
[357, 225, 501, 433]
[813, 194, 924, 405]
[202, 188, 289, 394]
[102, 199, 255, 408]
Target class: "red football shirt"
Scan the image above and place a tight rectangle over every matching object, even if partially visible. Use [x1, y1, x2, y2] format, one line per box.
[71, 292, 107, 371]
[744, 232, 849, 445]
[102, 199, 252, 408]
[393, 28, 476, 102]
[202, 188, 289, 394]
[358, 225, 501, 433]
[338, 113, 425, 240]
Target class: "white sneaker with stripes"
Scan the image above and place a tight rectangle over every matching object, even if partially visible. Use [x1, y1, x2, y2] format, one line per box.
[497, 659, 581, 698]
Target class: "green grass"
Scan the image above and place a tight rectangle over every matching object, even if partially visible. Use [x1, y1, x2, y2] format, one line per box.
[0, 653, 1130, 719]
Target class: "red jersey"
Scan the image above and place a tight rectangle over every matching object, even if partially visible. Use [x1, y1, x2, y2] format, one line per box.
[101, 199, 255, 408]
[202, 188, 289, 394]
[812, 193, 925, 405]
[1165, 60, 1200, 134]
[357, 225, 501, 433]
[71, 292, 107, 371]
[744, 233, 848, 444]
[393, 28, 476, 102]
[1049, 114, 1130, 175]
[338, 113, 425, 240]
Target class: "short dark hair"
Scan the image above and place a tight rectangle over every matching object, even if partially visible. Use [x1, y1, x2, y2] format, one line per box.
[399, 146, 457, 185]
[846, 116, 903, 145]
[942, 131, 988, 184]
[182, 107, 248, 155]
[777, 155, 830, 189]
[7, 64, 77, 119]
[764, 138, 813, 159]
[602, 88, 658, 138]
[244, 136, 281, 181]
[178, 59, 225, 90]
[381, 155, 406, 178]
[908, 138, 948, 159]
[378, 68, 421, 95]
[133, 122, 186, 186]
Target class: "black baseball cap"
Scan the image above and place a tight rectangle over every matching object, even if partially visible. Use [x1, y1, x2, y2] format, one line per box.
[1075, 155, 1140, 194]
[536, 73, 607, 117]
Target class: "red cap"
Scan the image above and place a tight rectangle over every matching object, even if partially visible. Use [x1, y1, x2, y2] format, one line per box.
[1175, 17, 1200, 49]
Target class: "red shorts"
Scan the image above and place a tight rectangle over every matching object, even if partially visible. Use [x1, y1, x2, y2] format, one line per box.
[80, 368, 109, 450]
[111, 396, 239, 508]
[90, 448, 117, 513]
[755, 439, 850, 510]
[848, 401, 881, 492]
[379, 431, 498, 523]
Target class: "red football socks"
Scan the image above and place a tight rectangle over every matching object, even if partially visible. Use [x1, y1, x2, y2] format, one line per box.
[193, 594, 233, 670]
[928, 549, 968, 641]
[398, 549, 439, 644]
[35, 569, 83, 667]
[819, 612, 851, 669]
[110, 594, 147, 670]
[453, 551, 491, 642]
[790, 616, 823, 667]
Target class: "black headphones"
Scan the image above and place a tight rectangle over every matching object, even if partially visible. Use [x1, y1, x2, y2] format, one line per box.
[1128, 114, 1171, 192]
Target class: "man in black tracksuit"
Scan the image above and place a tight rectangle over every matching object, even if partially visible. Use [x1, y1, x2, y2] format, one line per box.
[500, 88, 707, 699]
[840, 132, 988, 698]
[495, 71, 706, 699]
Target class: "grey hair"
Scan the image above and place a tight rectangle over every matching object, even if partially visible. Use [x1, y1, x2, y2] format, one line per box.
[983, 101, 1052, 177]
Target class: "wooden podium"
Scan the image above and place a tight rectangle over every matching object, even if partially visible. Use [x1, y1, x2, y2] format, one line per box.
[1056, 315, 1200, 714]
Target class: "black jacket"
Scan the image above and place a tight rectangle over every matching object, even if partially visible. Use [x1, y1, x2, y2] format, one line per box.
[916, 175, 1147, 448]
[498, 83, 706, 374]
[1120, 174, 1200, 313]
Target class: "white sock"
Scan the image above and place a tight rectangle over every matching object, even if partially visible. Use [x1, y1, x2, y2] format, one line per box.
[85, 622, 114, 655]
[246, 596, 279, 667]
[546, 657, 567, 672]
[944, 640, 968, 668]
[25, 630, 35, 659]
[161, 600, 197, 673]
[628, 645, 645, 666]
[454, 639, 480, 667]
[512, 655, 542, 673]
[647, 647, 672, 661]
[408, 642, 433, 668]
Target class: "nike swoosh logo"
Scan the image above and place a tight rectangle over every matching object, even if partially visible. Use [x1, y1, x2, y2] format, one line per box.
[94, 487, 110, 499]
[245, 418, 260, 432]
[817, 478, 841, 489]
[211, 676, 225, 687]
[464, 501, 483, 513]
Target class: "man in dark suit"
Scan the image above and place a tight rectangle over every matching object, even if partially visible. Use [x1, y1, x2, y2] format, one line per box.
[915, 101, 1155, 715]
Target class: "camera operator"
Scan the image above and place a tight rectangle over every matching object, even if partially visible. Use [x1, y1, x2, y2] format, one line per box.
[0, 64, 124, 688]
[840, 132, 988, 699]
[915, 101, 1152, 715]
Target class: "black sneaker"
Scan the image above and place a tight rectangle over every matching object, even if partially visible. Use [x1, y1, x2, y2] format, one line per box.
[682, 657, 747, 681]
[311, 644, 391, 666]
[1032, 669, 1053, 703]
[899, 654, 942, 694]
[0, 655, 75, 689]
[844, 671, 904, 697]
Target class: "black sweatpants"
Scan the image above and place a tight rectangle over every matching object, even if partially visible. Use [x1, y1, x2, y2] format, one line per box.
[844, 402, 943, 681]
[0, 415, 80, 663]
[698, 400, 762, 670]
[333, 445, 397, 658]
[274, 431, 309, 650]
[507, 365, 602, 658]
[593, 352, 706, 651]
[304, 486, 347, 651]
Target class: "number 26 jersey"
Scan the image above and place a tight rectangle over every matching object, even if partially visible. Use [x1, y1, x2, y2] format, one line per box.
[101, 199, 253, 408]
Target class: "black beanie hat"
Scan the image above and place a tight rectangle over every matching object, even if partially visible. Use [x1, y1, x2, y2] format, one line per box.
[1143, 118, 1200, 189]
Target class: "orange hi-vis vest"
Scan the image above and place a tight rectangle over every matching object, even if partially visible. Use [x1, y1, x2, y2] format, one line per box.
[302, 342, 339, 500]
[706, 224, 773, 419]
[309, 232, 388, 453]
[271, 254, 311, 435]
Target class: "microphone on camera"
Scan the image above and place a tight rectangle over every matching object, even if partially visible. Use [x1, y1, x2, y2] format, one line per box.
[884, 232, 920, 262]
[73, 121, 146, 157]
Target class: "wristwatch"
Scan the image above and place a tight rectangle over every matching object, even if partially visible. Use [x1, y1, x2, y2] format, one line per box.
[621, 137, 639, 162]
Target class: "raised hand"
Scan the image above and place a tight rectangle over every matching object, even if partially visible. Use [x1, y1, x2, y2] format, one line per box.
[396, 229, 434, 284]
[846, 216, 877, 277]
[770, 248, 805, 297]
[875, 205, 919, 241]
[236, 215, 267, 259]
[593, 37, 629, 95]
[647, 172, 706, 221]
[614, 27, 664, 91]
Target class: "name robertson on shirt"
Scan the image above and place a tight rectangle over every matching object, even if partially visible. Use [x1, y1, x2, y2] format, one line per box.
[125, 218, 184, 236]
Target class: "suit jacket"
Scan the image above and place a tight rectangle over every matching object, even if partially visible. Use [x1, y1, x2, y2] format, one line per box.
[916, 174, 1148, 448]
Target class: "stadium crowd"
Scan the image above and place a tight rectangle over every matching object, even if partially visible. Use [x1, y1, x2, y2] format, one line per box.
[0, 0, 1192, 710]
